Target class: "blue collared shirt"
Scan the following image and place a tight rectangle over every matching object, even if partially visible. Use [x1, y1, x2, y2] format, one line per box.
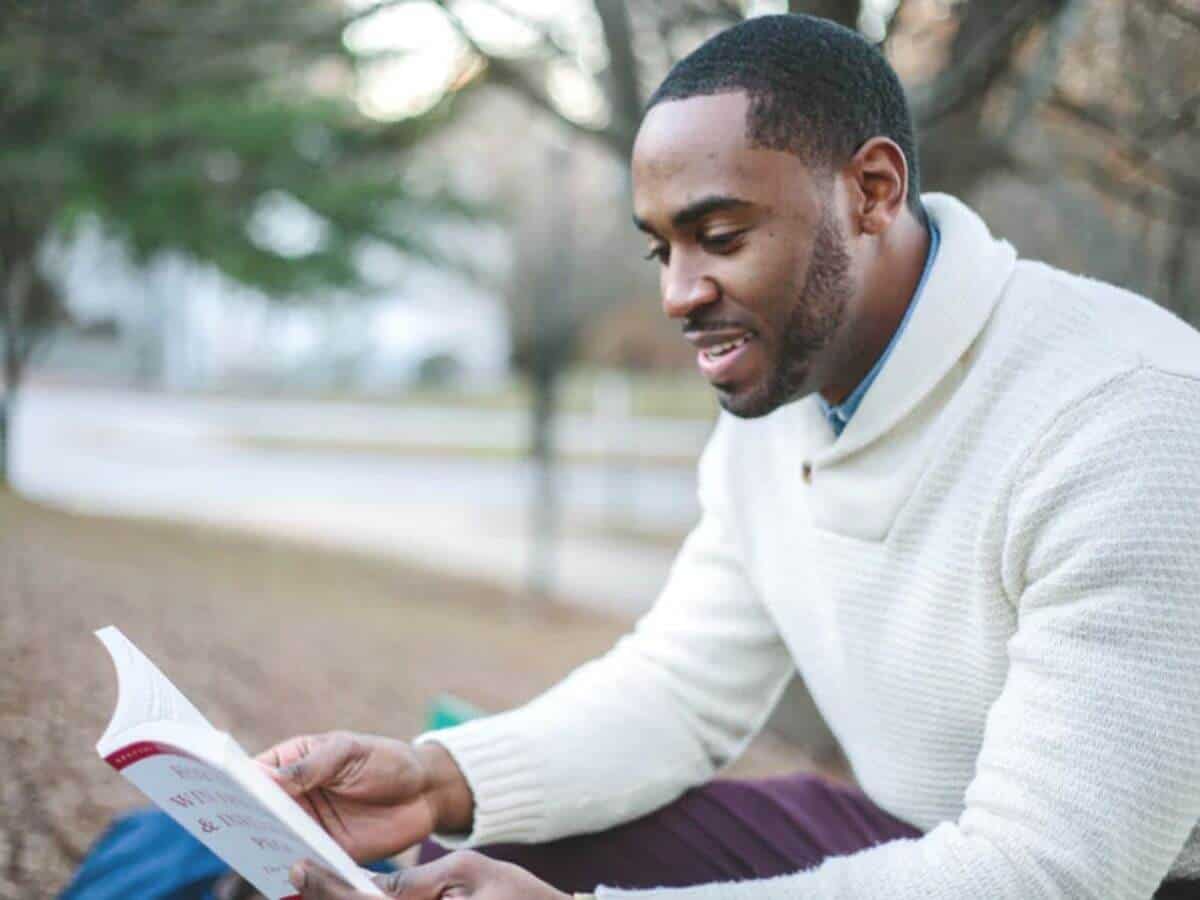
[818, 222, 941, 436]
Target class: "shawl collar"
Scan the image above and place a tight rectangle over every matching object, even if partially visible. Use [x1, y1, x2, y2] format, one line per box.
[823, 194, 1016, 462]
[766, 193, 1017, 540]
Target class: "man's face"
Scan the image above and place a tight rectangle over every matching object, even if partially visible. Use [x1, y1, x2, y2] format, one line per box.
[632, 91, 857, 418]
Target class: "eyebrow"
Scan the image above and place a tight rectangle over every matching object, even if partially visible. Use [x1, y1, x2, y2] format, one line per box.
[633, 194, 756, 234]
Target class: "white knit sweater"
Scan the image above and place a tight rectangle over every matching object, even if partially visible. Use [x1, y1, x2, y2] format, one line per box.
[423, 194, 1200, 899]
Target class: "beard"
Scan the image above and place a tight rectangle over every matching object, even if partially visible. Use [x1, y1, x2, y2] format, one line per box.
[721, 202, 853, 419]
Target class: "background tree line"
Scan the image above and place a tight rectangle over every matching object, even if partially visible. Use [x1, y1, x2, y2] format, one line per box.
[2, 0, 1196, 489]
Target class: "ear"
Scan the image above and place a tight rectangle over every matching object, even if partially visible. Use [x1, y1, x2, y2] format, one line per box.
[844, 137, 909, 237]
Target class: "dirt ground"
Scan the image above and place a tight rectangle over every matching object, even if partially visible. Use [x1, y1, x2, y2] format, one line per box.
[0, 491, 816, 899]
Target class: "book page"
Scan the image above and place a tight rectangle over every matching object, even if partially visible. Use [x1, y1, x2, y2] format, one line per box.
[96, 626, 213, 752]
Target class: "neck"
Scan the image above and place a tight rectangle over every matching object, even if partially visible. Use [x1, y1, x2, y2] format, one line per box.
[819, 210, 931, 407]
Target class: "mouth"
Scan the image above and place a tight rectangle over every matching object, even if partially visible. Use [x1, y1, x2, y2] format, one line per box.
[701, 332, 754, 361]
[685, 327, 760, 386]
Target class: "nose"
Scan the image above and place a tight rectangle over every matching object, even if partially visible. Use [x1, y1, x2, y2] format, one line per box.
[661, 257, 719, 320]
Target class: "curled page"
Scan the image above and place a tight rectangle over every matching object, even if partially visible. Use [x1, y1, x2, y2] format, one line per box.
[96, 626, 213, 752]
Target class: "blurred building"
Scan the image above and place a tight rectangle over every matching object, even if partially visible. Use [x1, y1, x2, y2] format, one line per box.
[40, 216, 510, 392]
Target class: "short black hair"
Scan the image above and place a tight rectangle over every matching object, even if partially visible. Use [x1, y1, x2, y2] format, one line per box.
[647, 14, 925, 221]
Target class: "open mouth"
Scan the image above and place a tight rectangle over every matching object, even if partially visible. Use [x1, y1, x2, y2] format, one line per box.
[703, 333, 754, 360]
[695, 331, 758, 384]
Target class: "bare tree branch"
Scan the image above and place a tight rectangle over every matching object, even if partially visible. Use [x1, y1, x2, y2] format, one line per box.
[789, 0, 860, 30]
[1150, 0, 1200, 30]
[433, 0, 636, 159]
[1002, 148, 1185, 227]
[594, 0, 643, 147]
[485, 55, 631, 157]
[1137, 93, 1200, 143]
[1004, 0, 1087, 139]
[1045, 90, 1200, 197]
[1164, 181, 1197, 314]
[913, 0, 1057, 128]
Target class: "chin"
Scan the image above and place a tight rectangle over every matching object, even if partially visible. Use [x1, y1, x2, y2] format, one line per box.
[715, 383, 778, 420]
[716, 367, 811, 419]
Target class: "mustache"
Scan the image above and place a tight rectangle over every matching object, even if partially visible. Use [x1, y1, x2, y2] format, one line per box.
[682, 317, 753, 333]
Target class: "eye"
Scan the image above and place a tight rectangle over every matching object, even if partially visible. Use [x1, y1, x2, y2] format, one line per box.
[643, 243, 669, 265]
[700, 230, 744, 253]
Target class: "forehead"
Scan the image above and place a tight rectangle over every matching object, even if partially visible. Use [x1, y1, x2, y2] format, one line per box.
[631, 91, 817, 224]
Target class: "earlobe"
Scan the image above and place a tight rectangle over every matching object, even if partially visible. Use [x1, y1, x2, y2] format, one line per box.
[860, 210, 887, 236]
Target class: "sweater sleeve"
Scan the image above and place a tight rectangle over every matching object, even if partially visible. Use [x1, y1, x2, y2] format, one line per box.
[418, 417, 795, 848]
[599, 366, 1200, 900]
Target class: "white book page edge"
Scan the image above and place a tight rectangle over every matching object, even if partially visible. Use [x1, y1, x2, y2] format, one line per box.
[96, 626, 213, 752]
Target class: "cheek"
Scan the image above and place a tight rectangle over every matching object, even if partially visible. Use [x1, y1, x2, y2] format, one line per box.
[729, 239, 804, 325]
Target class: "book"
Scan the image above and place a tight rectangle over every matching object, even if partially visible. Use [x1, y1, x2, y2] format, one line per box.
[95, 626, 384, 898]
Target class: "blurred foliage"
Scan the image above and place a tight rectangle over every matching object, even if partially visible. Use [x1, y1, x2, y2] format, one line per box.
[0, 1, 470, 299]
[0, 0, 477, 481]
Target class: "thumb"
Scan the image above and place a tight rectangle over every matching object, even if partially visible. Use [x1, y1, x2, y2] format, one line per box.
[372, 857, 457, 899]
[290, 860, 362, 899]
[274, 735, 358, 797]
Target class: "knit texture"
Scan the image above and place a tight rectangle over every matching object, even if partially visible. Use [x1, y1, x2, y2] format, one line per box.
[424, 195, 1200, 899]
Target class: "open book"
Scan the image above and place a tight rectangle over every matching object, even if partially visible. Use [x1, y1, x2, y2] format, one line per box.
[95, 626, 384, 899]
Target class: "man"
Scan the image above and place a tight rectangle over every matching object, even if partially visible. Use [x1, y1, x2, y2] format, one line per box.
[263, 14, 1200, 900]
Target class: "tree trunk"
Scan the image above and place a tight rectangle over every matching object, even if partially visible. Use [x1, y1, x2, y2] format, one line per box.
[1, 257, 32, 488]
[790, 0, 860, 30]
[523, 138, 575, 611]
[526, 368, 559, 607]
[917, 0, 1061, 198]
[594, 0, 642, 154]
[1164, 186, 1198, 324]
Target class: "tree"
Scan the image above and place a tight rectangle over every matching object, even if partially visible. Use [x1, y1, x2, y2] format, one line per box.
[427, 0, 1196, 317]
[0, 0, 473, 485]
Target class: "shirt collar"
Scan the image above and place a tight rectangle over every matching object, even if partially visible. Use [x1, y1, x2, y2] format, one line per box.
[818, 220, 941, 436]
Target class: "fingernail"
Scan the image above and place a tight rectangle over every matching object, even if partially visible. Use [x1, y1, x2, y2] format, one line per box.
[289, 863, 307, 888]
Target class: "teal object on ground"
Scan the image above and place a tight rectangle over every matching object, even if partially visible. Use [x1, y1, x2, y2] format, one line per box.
[426, 694, 484, 731]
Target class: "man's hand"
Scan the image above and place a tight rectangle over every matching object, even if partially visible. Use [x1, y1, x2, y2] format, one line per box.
[256, 732, 473, 861]
[289, 852, 573, 900]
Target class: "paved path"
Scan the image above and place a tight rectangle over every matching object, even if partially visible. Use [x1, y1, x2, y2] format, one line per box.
[12, 383, 713, 617]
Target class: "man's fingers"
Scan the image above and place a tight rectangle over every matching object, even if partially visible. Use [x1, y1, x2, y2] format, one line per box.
[263, 734, 352, 796]
[372, 867, 446, 899]
[372, 851, 481, 898]
[256, 737, 314, 794]
[289, 859, 448, 900]
[290, 860, 360, 900]
[372, 869, 423, 897]
[256, 735, 315, 770]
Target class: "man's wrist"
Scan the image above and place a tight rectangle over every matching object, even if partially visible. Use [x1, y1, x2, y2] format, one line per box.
[415, 739, 475, 835]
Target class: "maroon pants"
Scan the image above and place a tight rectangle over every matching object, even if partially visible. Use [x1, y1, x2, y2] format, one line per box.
[419, 771, 920, 893]
[420, 771, 1200, 897]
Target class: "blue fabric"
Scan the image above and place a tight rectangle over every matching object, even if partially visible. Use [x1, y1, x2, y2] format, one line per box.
[819, 221, 941, 436]
[60, 808, 396, 900]
[59, 810, 227, 900]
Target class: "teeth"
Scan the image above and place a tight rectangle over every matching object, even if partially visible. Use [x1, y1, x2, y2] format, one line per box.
[705, 334, 752, 359]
